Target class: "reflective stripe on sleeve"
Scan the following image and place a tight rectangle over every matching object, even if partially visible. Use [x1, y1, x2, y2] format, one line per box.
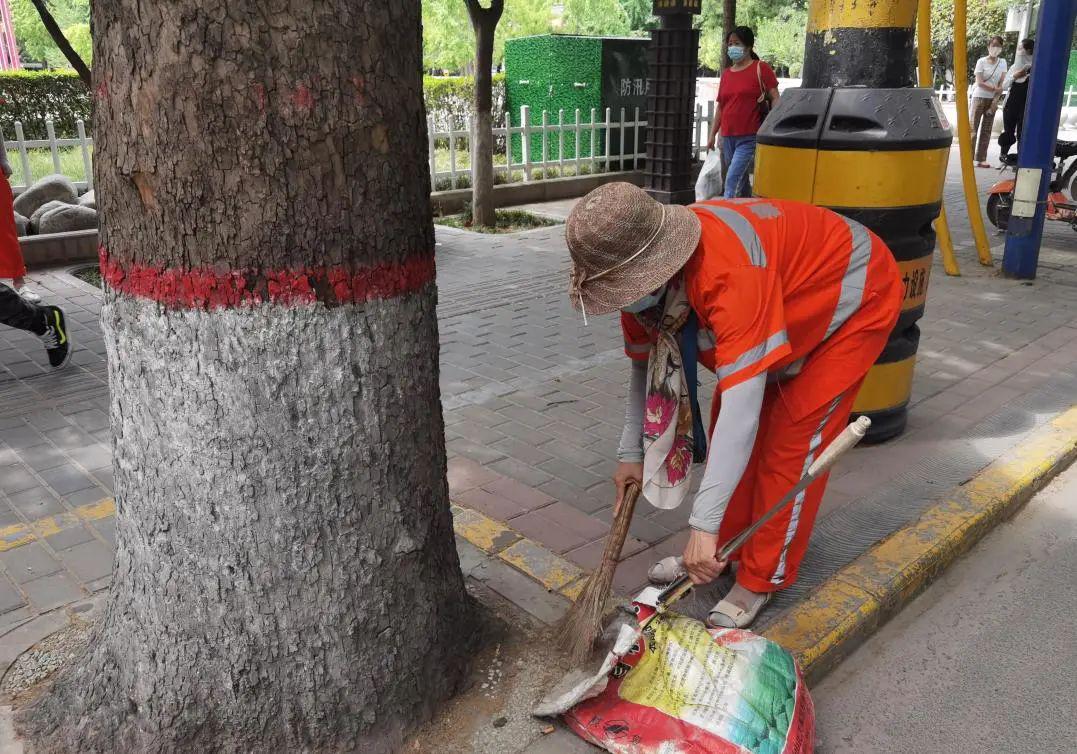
[695, 204, 768, 267]
[717, 329, 789, 381]
[824, 217, 872, 340]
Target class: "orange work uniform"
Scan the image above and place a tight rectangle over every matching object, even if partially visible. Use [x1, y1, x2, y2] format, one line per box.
[621, 198, 903, 592]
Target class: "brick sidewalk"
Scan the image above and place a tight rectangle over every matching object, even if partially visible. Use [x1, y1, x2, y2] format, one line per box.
[2, 145, 1077, 645]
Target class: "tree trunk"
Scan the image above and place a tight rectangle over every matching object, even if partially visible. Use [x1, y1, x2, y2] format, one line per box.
[28, 0, 91, 86]
[721, 0, 736, 69]
[465, 0, 504, 228]
[20, 2, 471, 752]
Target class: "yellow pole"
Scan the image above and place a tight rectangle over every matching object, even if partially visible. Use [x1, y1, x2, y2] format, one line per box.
[917, 0, 960, 276]
[953, 0, 995, 266]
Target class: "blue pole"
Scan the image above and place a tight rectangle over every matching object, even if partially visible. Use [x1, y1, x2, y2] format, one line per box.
[1001, 0, 1077, 279]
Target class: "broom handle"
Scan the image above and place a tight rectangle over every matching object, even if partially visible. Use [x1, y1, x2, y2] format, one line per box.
[601, 482, 641, 566]
[655, 417, 871, 610]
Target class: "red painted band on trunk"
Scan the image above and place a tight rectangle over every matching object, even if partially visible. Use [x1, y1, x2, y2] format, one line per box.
[99, 247, 434, 309]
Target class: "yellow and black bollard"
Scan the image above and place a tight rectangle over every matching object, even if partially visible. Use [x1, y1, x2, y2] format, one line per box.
[755, 0, 950, 442]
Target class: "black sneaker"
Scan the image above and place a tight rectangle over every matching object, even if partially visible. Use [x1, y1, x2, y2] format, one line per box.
[39, 306, 72, 369]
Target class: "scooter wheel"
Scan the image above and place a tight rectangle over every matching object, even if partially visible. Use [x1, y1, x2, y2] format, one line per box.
[987, 193, 1011, 230]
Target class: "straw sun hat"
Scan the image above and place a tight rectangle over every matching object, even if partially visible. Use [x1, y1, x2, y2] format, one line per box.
[567, 182, 701, 316]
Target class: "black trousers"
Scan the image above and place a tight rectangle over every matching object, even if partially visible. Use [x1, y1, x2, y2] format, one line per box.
[999, 80, 1029, 157]
[0, 282, 46, 335]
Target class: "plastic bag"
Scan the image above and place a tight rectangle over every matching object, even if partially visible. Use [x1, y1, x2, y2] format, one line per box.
[547, 593, 814, 754]
[695, 150, 724, 201]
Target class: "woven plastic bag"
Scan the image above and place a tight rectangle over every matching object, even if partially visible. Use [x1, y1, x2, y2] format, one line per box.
[538, 590, 814, 754]
[695, 150, 724, 201]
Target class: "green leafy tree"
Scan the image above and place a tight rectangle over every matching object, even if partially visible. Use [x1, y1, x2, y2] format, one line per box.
[10, 0, 89, 67]
[619, 0, 655, 31]
[422, 0, 549, 73]
[755, 7, 807, 77]
[61, 22, 91, 65]
[560, 0, 631, 36]
[931, 0, 1011, 83]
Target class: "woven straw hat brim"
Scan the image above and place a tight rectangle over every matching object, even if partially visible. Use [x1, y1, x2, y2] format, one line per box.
[574, 205, 701, 316]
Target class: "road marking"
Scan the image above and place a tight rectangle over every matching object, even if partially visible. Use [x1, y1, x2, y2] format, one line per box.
[0, 498, 115, 553]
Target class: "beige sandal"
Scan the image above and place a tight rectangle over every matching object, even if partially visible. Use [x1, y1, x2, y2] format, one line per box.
[707, 591, 772, 629]
[647, 556, 686, 584]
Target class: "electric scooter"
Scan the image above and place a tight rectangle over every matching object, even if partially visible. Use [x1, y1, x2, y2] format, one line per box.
[986, 139, 1077, 231]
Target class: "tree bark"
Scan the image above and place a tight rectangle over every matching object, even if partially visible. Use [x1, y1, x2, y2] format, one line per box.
[28, 0, 91, 86]
[20, 2, 471, 752]
[465, 0, 504, 228]
[721, 0, 736, 69]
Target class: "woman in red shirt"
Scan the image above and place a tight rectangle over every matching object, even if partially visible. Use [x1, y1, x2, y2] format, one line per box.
[705, 27, 779, 198]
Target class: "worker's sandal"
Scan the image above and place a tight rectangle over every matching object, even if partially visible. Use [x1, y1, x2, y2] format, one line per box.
[647, 556, 687, 584]
[707, 592, 771, 629]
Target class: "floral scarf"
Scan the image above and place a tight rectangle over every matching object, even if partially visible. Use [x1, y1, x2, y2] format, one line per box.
[636, 274, 701, 511]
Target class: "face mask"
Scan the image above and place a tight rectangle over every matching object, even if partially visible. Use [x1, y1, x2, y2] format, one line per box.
[989, 46, 1002, 58]
[622, 287, 665, 314]
[728, 45, 746, 62]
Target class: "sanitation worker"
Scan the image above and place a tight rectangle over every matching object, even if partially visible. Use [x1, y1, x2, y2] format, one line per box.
[567, 182, 902, 628]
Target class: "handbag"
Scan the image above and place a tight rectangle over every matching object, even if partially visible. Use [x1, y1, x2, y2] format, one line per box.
[756, 61, 771, 121]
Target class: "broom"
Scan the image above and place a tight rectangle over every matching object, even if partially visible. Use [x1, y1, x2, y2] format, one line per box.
[559, 480, 642, 664]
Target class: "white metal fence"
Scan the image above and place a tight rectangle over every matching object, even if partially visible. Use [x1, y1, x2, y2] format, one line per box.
[10, 86, 1077, 195]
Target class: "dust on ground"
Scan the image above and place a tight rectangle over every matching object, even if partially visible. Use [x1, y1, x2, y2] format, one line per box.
[1, 617, 93, 706]
[404, 581, 598, 754]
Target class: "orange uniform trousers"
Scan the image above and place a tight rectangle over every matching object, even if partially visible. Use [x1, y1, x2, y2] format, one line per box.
[708, 263, 903, 593]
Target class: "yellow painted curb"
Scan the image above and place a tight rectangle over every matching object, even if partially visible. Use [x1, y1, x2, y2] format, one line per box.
[451, 502, 587, 598]
[763, 405, 1077, 684]
[0, 498, 115, 553]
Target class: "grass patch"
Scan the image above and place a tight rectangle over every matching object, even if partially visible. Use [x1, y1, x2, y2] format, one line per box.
[72, 264, 102, 288]
[435, 208, 559, 234]
[5, 146, 92, 187]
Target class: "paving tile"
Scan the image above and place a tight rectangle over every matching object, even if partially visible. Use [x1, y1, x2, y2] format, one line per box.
[44, 525, 97, 553]
[454, 488, 527, 522]
[61, 485, 110, 508]
[38, 466, 95, 496]
[22, 572, 85, 612]
[0, 465, 38, 496]
[508, 502, 610, 554]
[479, 476, 555, 513]
[5, 486, 63, 519]
[468, 556, 570, 625]
[536, 457, 605, 490]
[57, 540, 114, 584]
[489, 457, 554, 488]
[90, 517, 116, 548]
[563, 535, 650, 571]
[537, 478, 609, 515]
[446, 457, 502, 495]
[0, 543, 63, 585]
[0, 577, 25, 615]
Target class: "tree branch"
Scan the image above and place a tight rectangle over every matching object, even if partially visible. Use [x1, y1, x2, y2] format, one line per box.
[29, 0, 91, 86]
[464, 0, 505, 28]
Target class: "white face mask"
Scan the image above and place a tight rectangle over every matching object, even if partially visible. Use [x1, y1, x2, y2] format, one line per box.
[989, 46, 1002, 58]
[621, 286, 666, 314]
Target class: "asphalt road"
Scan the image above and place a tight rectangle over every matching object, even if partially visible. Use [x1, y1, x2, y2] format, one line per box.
[813, 462, 1077, 754]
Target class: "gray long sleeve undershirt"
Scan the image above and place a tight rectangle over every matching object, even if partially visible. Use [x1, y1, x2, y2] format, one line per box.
[689, 372, 765, 534]
[617, 360, 765, 533]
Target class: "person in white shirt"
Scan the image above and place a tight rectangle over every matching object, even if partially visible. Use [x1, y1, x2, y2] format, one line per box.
[971, 36, 1008, 168]
[999, 38, 1034, 160]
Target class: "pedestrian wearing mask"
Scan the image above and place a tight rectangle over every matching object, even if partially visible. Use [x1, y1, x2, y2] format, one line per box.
[971, 36, 1008, 168]
[999, 38, 1034, 160]
[705, 26, 780, 198]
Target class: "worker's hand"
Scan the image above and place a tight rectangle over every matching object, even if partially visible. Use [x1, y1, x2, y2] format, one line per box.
[683, 529, 727, 585]
[613, 461, 643, 516]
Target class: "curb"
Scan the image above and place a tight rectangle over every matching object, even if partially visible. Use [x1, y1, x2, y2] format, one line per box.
[762, 405, 1077, 685]
[454, 405, 1077, 685]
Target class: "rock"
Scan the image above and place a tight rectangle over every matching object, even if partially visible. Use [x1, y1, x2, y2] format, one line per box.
[12, 174, 78, 218]
[38, 204, 98, 234]
[30, 200, 73, 232]
[78, 189, 96, 209]
[13, 212, 29, 237]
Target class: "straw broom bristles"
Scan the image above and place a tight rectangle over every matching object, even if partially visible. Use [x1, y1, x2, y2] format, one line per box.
[559, 482, 641, 665]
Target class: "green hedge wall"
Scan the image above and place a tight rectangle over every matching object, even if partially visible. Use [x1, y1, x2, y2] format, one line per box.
[0, 71, 499, 143]
[0, 71, 92, 140]
[425, 73, 506, 131]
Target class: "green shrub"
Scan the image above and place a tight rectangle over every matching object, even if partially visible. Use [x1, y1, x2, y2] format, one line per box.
[0, 71, 91, 140]
[424, 74, 506, 131]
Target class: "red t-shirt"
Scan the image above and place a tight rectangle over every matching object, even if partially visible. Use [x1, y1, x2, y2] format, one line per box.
[717, 60, 778, 137]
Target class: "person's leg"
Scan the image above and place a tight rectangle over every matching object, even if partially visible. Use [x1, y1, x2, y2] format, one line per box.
[975, 99, 994, 164]
[999, 99, 1018, 157]
[722, 136, 754, 199]
[0, 281, 47, 333]
[735, 137, 757, 198]
[0, 282, 72, 368]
